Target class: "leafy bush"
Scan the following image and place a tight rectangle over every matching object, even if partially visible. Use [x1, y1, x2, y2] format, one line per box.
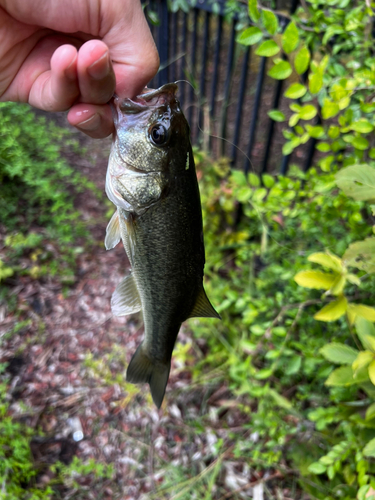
[0, 103, 100, 284]
[193, 149, 375, 499]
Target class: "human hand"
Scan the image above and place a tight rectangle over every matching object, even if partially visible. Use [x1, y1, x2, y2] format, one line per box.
[0, 0, 159, 138]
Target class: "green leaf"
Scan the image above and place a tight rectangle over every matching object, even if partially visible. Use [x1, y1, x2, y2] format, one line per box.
[325, 365, 357, 386]
[351, 119, 374, 134]
[268, 388, 292, 409]
[289, 113, 299, 127]
[335, 165, 375, 201]
[268, 60, 292, 80]
[352, 136, 369, 150]
[309, 73, 323, 94]
[268, 109, 286, 122]
[366, 402, 375, 420]
[248, 0, 260, 22]
[317, 142, 331, 152]
[294, 270, 337, 290]
[314, 295, 347, 322]
[282, 21, 299, 54]
[284, 83, 307, 99]
[261, 9, 278, 35]
[308, 462, 327, 474]
[282, 141, 295, 155]
[308, 252, 343, 272]
[247, 172, 260, 187]
[262, 174, 275, 188]
[285, 355, 302, 375]
[363, 437, 375, 458]
[320, 343, 359, 365]
[322, 99, 340, 119]
[299, 104, 317, 121]
[294, 46, 310, 74]
[237, 26, 263, 46]
[305, 125, 325, 139]
[255, 39, 280, 57]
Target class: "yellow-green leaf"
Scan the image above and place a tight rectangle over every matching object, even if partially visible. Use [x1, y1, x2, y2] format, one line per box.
[347, 304, 356, 325]
[262, 9, 278, 35]
[308, 252, 343, 272]
[268, 109, 286, 122]
[355, 317, 375, 352]
[346, 273, 361, 286]
[237, 26, 263, 46]
[306, 125, 325, 139]
[309, 72, 323, 94]
[325, 366, 356, 386]
[322, 99, 340, 119]
[314, 295, 347, 322]
[351, 119, 373, 134]
[350, 304, 375, 322]
[282, 21, 299, 54]
[336, 165, 375, 202]
[255, 39, 280, 57]
[352, 136, 369, 151]
[366, 402, 375, 420]
[294, 46, 310, 74]
[320, 343, 358, 365]
[248, 0, 260, 22]
[268, 60, 292, 80]
[294, 270, 337, 290]
[299, 104, 317, 120]
[329, 274, 347, 296]
[368, 360, 375, 385]
[363, 437, 375, 458]
[308, 462, 326, 474]
[352, 351, 374, 374]
[284, 83, 306, 99]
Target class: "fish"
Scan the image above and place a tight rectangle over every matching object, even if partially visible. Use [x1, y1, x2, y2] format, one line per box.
[104, 83, 220, 408]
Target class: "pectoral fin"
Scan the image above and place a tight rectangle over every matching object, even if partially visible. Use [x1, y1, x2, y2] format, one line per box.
[105, 210, 121, 250]
[111, 274, 142, 316]
[126, 343, 170, 409]
[188, 287, 221, 319]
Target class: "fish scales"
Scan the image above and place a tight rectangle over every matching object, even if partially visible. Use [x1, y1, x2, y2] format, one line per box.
[105, 83, 220, 408]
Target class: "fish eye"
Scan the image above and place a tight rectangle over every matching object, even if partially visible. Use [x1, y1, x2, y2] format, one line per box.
[149, 124, 169, 146]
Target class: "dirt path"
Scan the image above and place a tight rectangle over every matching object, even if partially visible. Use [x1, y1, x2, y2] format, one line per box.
[1, 116, 253, 500]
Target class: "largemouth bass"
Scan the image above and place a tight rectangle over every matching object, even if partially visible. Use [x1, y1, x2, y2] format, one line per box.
[105, 83, 220, 408]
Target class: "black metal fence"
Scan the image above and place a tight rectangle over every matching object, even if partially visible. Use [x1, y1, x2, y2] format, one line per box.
[147, 0, 317, 175]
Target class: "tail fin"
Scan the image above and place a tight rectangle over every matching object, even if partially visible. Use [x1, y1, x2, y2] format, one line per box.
[126, 343, 170, 409]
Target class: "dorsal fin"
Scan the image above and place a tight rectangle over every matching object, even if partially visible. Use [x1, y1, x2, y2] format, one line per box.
[111, 274, 142, 316]
[188, 287, 221, 319]
[105, 210, 121, 250]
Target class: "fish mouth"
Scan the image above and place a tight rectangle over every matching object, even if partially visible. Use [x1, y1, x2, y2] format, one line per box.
[113, 83, 179, 116]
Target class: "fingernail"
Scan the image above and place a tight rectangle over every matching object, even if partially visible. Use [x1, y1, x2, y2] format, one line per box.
[87, 51, 110, 80]
[76, 113, 101, 131]
[65, 54, 77, 81]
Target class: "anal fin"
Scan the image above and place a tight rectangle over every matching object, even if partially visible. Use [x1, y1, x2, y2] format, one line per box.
[111, 274, 142, 316]
[126, 343, 170, 409]
[105, 210, 121, 250]
[188, 287, 221, 319]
